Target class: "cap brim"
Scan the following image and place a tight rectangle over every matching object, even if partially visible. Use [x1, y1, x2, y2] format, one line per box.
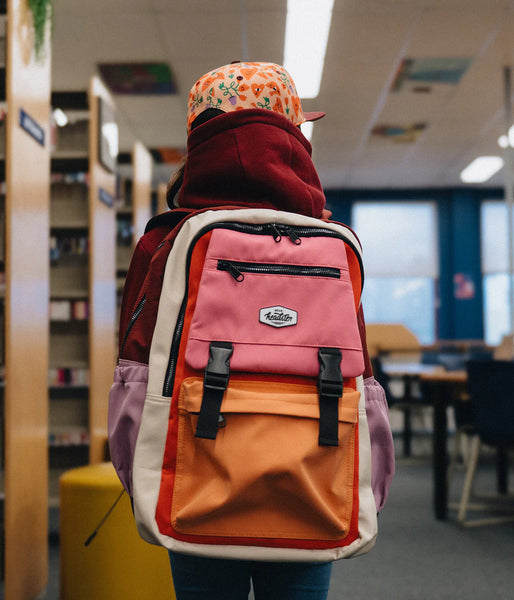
[303, 111, 326, 122]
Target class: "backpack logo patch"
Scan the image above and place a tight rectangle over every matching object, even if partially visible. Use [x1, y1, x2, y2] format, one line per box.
[259, 306, 298, 328]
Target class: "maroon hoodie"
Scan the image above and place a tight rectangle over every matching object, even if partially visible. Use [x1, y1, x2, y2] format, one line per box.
[178, 109, 326, 217]
[118, 109, 372, 376]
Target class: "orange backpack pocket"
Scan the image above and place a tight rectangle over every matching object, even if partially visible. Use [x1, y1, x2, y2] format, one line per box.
[171, 377, 360, 543]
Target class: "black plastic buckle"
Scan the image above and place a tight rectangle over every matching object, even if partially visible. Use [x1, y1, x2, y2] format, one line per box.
[318, 348, 343, 398]
[204, 342, 233, 391]
[195, 342, 233, 440]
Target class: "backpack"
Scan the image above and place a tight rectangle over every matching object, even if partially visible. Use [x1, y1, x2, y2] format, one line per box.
[109, 207, 388, 562]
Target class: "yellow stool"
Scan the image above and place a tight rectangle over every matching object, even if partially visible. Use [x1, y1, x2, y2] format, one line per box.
[60, 462, 175, 600]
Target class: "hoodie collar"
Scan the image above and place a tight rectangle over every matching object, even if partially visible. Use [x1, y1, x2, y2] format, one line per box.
[177, 109, 326, 218]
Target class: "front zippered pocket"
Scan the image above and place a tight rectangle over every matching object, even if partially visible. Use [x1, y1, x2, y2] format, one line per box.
[162, 220, 364, 397]
[217, 259, 341, 281]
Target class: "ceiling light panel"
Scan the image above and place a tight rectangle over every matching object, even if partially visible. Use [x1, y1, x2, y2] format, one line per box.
[284, 0, 334, 98]
[460, 156, 504, 183]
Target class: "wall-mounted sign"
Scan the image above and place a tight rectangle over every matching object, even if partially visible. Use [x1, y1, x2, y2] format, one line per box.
[98, 187, 114, 208]
[19, 108, 45, 146]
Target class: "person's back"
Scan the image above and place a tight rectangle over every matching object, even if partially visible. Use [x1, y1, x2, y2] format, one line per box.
[113, 61, 394, 600]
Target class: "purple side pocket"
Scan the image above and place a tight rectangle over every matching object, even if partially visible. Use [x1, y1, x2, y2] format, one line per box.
[364, 376, 395, 512]
[108, 359, 148, 496]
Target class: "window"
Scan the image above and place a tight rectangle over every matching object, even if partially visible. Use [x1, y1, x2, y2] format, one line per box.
[481, 200, 514, 345]
[352, 202, 438, 345]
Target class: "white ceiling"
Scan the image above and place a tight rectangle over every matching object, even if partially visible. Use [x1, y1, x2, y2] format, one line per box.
[51, 0, 514, 190]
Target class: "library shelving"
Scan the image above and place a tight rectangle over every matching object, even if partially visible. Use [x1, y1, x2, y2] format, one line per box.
[49, 175, 90, 487]
[85, 75, 118, 465]
[131, 140, 153, 241]
[115, 174, 133, 299]
[49, 104, 89, 483]
[3, 0, 51, 597]
[49, 76, 117, 491]
[115, 141, 152, 320]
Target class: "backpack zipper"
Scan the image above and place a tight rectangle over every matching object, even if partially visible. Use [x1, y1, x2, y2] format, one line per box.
[162, 221, 362, 397]
[120, 295, 146, 357]
[217, 259, 341, 282]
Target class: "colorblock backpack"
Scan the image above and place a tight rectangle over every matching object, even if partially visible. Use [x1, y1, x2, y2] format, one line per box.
[109, 207, 392, 562]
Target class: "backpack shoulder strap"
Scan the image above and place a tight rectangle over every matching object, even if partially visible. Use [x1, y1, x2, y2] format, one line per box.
[144, 208, 196, 234]
[118, 208, 197, 352]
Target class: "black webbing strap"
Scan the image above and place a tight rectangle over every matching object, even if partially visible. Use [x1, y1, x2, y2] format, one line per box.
[195, 341, 233, 440]
[318, 348, 343, 447]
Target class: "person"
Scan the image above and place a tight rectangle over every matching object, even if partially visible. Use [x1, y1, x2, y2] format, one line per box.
[119, 61, 393, 600]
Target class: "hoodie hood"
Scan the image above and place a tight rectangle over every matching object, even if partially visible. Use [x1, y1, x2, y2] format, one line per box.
[177, 109, 326, 218]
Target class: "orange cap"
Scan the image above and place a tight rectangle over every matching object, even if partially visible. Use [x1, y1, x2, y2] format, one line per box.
[187, 61, 325, 133]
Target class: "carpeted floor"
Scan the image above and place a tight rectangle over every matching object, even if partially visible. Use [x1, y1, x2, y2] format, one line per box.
[20, 447, 514, 599]
[328, 455, 514, 600]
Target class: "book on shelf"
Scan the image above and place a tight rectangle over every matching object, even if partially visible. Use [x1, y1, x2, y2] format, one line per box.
[50, 299, 89, 321]
[48, 367, 89, 387]
[49, 429, 89, 447]
[50, 235, 88, 261]
[51, 172, 89, 185]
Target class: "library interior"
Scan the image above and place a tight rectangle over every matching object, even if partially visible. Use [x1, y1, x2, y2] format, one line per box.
[1, 1, 514, 599]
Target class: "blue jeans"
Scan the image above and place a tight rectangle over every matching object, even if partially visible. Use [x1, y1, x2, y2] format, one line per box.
[169, 552, 333, 600]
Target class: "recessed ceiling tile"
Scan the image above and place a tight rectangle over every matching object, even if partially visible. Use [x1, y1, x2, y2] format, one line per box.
[150, 0, 285, 12]
[155, 11, 242, 62]
[52, 14, 167, 89]
[406, 8, 506, 57]
[56, 0, 153, 16]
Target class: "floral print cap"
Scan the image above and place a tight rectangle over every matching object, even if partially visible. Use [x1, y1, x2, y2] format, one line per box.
[187, 61, 325, 133]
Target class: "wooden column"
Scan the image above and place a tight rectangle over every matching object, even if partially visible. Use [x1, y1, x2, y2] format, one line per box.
[88, 76, 116, 463]
[4, 0, 51, 597]
[132, 140, 153, 240]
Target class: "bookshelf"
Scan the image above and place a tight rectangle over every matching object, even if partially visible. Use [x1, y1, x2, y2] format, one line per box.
[115, 141, 152, 319]
[116, 175, 133, 298]
[49, 177, 90, 480]
[87, 76, 117, 464]
[0, 22, 4, 585]
[4, 0, 51, 597]
[48, 76, 117, 490]
[132, 140, 153, 240]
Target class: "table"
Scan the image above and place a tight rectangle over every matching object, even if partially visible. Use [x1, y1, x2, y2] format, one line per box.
[382, 362, 467, 520]
[419, 370, 467, 520]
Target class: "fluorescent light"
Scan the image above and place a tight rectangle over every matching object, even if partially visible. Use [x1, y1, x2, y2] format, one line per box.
[498, 125, 514, 148]
[460, 156, 504, 183]
[53, 108, 68, 127]
[301, 121, 313, 141]
[284, 0, 334, 98]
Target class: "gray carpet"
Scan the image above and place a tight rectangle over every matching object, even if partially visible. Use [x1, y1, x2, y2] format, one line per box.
[328, 456, 514, 600]
[32, 451, 514, 599]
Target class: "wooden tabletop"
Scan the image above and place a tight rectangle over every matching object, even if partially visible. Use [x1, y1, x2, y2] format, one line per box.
[419, 369, 467, 383]
[382, 361, 467, 382]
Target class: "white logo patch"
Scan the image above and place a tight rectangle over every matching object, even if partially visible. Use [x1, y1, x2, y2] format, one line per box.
[259, 306, 298, 328]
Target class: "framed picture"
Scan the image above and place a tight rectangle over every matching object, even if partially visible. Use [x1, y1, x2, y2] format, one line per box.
[97, 97, 118, 173]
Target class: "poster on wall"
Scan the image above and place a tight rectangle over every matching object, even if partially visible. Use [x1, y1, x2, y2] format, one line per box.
[453, 272, 476, 300]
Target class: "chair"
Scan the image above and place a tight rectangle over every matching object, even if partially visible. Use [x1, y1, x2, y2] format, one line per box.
[456, 360, 514, 527]
[366, 323, 421, 361]
[371, 356, 429, 457]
